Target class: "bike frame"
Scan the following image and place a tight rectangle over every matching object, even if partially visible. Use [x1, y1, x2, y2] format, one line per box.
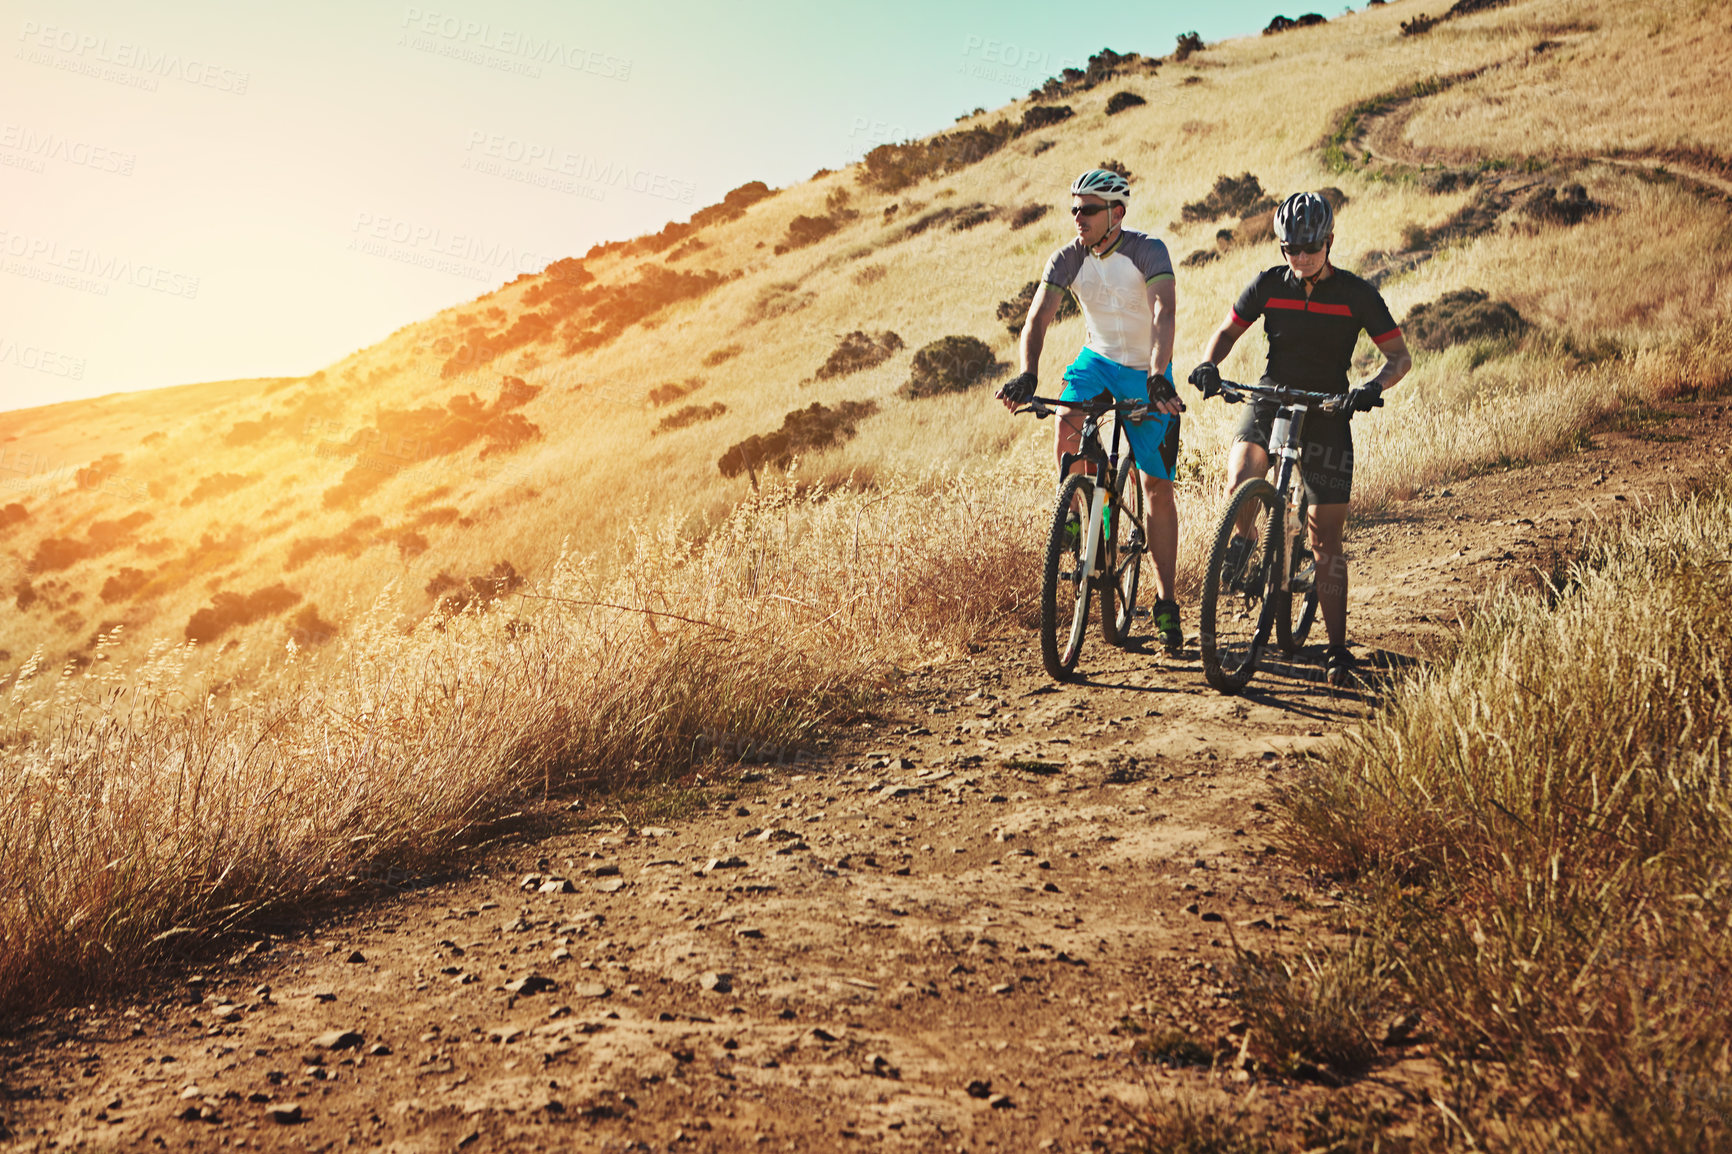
[1027, 396, 1150, 587]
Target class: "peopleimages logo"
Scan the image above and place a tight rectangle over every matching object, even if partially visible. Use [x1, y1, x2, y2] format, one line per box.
[462, 131, 696, 204]
[0, 229, 200, 298]
[0, 335, 85, 380]
[15, 20, 250, 94]
[399, 8, 631, 81]
[0, 123, 136, 176]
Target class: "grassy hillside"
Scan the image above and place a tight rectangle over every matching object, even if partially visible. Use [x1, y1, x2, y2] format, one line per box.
[2, 0, 1728, 685]
[2, 0, 1731, 1030]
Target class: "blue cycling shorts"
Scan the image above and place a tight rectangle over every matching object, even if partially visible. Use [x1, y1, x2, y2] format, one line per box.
[1058, 346, 1181, 481]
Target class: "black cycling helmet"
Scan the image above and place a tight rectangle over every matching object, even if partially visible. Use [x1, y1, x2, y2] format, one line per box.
[1274, 191, 1334, 246]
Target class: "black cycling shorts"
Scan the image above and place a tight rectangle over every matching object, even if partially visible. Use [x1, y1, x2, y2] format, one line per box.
[1231, 390, 1353, 505]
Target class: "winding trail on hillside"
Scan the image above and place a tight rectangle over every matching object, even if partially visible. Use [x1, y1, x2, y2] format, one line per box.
[1334, 59, 1732, 203]
[3, 397, 1728, 1150]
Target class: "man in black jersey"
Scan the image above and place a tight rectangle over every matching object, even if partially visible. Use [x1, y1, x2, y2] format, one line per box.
[1188, 192, 1411, 686]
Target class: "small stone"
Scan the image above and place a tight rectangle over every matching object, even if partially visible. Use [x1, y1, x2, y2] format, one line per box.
[988, 1093, 1014, 1109]
[989, 983, 1014, 995]
[519, 874, 544, 892]
[588, 863, 620, 877]
[595, 878, 626, 894]
[568, 982, 612, 999]
[1182, 902, 1200, 915]
[705, 856, 748, 872]
[506, 974, 558, 996]
[1200, 911, 1224, 923]
[209, 1004, 242, 1021]
[538, 878, 576, 895]
[265, 1103, 303, 1125]
[311, 1030, 363, 1051]
[1042, 881, 1061, 893]
[809, 1027, 839, 1042]
[736, 927, 765, 939]
[755, 829, 799, 843]
[699, 972, 734, 994]
[178, 1086, 203, 1101]
[965, 1079, 992, 1099]
[345, 951, 367, 964]
[866, 1053, 901, 1079]
[550, 947, 571, 962]
[488, 1024, 524, 1044]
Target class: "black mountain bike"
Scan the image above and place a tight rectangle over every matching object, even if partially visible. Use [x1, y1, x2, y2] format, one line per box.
[1197, 380, 1375, 693]
[1015, 395, 1154, 680]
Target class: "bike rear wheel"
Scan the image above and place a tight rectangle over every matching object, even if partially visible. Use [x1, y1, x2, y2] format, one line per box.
[1040, 473, 1097, 680]
[1200, 479, 1281, 693]
[1100, 465, 1145, 648]
[1275, 490, 1319, 654]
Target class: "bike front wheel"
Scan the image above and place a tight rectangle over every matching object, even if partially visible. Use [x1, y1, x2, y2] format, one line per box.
[1040, 473, 1097, 680]
[1200, 479, 1281, 693]
[1100, 466, 1145, 648]
[1275, 490, 1319, 654]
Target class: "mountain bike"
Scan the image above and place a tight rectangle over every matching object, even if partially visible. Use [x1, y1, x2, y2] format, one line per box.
[1014, 395, 1155, 680]
[1197, 380, 1374, 693]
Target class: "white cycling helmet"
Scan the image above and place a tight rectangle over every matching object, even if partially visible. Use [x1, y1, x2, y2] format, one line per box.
[1070, 169, 1131, 206]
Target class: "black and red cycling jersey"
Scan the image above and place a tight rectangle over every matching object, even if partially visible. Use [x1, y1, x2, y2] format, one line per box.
[1230, 265, 1401, 393]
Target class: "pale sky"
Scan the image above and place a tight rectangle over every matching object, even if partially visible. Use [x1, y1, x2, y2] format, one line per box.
[2, 0, 1307, 412]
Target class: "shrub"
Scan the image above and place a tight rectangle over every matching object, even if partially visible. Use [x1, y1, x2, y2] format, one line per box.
[997, 282, 1079, 335]
[1181, 249, 1219, 268]
[224, 418, 274, 446]
[181, 472, 255, 507]
[1173, 31, 1204, 60]
[1520, 183, 1607, 226]
[858, 119, 1019, 193]
[1026, 48, 1151, 101]
[647, 378, 704, 407]
[1402, 288, 1529, 351]
[703, 345, 742, 367]
[99, 567, 150, 604]
[1020, 105, 1074, 134]
[774, 214, 840, 255]
[0, 503, 25, 530]
[1181, 173, 1272, 224]
[749, 282, 816, 323]
[1098, 158, 1133, 181]
[30, 512, 151, 573]
[1400, 13, 1440, 35]
[654, 402, 727, 435]
[1006, 203, 1049, 230]
[425, 561, 525, 616]
[902, 335, 1000, 398]
[1265, 13, 1325, 34]
[1104, 91, 1146, 115]
[74, 454, 123, 491]
[814, 331, 905, 380]
[688, 180, 775, 230]
[287, 604, 338, 648]
[557, 266, 727, 358]
[185, 583, 302, 644]
[717, 401, 879, 481]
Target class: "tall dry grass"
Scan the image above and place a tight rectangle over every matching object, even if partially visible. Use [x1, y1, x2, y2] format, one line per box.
[0, 462, 1045, 1017]
[1265, 480, 1732, 1150]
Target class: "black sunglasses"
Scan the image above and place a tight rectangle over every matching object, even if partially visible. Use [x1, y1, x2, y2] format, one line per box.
[1070, 203, 1112, 217]
[1281, 241, 1326, 255]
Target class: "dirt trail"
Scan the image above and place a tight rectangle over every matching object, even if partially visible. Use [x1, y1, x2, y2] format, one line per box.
[2, 401, 1728, 1152]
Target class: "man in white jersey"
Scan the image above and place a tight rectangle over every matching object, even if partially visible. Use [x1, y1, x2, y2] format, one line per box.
[998, 169, 1184, 653]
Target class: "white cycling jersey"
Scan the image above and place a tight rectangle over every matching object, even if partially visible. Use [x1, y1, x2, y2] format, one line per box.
[1041, 228, 1174, 370]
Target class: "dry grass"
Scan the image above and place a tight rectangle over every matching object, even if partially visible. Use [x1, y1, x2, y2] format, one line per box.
[1278, 480, 1732, 1150]
[0, 464, 1044, 1016]
[3, 0, 1732, 1024]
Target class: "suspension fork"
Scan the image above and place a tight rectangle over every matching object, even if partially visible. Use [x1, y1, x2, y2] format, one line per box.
[1267, 403, 1309, 594]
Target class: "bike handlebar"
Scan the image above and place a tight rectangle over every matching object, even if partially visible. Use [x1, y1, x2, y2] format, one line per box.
[1215, 380, 1355, 414]
[1012, 395, 1175, 422]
